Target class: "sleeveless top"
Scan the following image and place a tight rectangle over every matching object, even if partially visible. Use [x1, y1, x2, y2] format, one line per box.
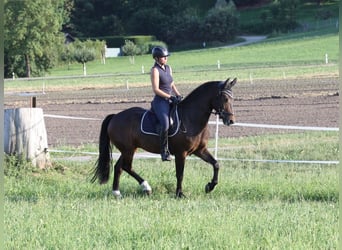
[152, 62, 173, 95]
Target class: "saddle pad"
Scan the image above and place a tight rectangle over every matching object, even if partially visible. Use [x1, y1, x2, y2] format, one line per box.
[140, 109, 180, 137]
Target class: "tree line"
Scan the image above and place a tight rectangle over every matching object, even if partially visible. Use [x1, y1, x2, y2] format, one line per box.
[5, 0, 310, 78]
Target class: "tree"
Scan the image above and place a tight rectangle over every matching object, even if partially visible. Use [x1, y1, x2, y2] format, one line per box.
[201, 5, 238, 42]
[4, 0, 66, 77]
[72, 40, 96, 76]
[89, 40, 107, 64]
[126, 8, 166, 37]
[121, 40, 140, 64]
[270, 0, 299, 32]
[70, 0, 126, 37]
[215, 0, 228, 8]
[60, 43, 76, 70]
[161, 8, 202, 45]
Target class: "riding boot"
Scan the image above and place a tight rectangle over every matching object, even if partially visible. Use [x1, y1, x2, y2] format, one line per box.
[160, 130, 171, 161]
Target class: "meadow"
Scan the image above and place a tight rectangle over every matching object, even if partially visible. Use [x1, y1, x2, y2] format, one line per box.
[4, 132, 339, 249]
[4, 31, 338, 92]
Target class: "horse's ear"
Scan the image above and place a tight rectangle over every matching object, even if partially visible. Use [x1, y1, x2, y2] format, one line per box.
[229, 78, 237, 88]
[221, 78, 230, 89]
[223, 78, 237, 89]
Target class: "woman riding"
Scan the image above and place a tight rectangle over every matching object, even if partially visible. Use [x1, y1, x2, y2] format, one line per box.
[150, 46, 182, 161]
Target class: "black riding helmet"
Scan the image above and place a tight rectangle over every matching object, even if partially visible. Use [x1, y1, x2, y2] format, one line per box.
[152, 46, 169, 59]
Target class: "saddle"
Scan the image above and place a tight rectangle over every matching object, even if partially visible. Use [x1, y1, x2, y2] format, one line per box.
[140, 104, 180, 137]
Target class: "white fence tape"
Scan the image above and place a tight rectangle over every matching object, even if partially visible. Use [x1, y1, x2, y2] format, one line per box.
[45, 113, 339, 165]
[44, 114, 339, 131]
[44, 114, 101, 121]
[216, 158, 339, 165]
[210, 121, 339, 131]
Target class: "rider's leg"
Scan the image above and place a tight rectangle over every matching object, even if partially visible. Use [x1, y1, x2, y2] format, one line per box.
[159, 129, 171, 161]
[152, 97, 171, 161]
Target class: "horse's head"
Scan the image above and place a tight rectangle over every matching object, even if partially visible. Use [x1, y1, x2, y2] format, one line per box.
[213, 78, 237, 126]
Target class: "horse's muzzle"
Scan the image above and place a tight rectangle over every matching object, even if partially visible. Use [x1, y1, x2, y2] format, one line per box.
[222, 114, 235, 126]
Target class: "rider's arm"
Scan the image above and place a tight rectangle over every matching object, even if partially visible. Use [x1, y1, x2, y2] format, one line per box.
[169, 66, 181, 96]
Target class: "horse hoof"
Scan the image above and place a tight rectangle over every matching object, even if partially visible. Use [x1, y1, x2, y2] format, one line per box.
[205, 182, 215, 193]
[205, 181, 218, 193]
[143, 190, 152, 196]
[112, 190, 122, 199]
[205, 183, 211, 193]
[141, 181, 152, 195]
[176, 191, 186, 199]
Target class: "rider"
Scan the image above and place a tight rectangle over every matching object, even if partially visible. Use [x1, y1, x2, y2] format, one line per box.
[150, 46, 182, 161]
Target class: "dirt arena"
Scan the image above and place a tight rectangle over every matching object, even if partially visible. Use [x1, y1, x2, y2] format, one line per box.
[4, 76, 339, 147]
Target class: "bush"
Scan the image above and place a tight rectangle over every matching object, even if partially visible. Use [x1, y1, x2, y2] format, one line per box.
[121, 40, 168, 56]
[121, 40, 139, 56]
[145, 41, 168, 52]
[125, 35, 156, 45]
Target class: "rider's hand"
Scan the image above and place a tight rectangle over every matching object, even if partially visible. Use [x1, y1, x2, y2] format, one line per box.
[170, 95, 179, 104]
[170, 95, 183, 104]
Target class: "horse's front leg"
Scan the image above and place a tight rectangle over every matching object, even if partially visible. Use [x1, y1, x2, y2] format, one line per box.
[193, 148, 219, 193]
[175, 155, 186, 198]
[205, 161, 219, 193]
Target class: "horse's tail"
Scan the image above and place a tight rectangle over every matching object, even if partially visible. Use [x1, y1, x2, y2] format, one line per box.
[91, 114, 115, 184]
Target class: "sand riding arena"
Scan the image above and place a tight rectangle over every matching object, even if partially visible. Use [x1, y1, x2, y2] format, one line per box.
[4, 76, 339, 147]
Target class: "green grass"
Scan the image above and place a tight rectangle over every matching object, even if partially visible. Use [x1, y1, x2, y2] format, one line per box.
[4, 32, 338, 92]
[54, 34, 339, 74]
[5, 132, 339, 249]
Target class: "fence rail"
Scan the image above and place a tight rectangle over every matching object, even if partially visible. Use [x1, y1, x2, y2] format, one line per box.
[44, 113, 339, 165]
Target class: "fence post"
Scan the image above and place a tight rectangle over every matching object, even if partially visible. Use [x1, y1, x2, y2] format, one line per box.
[30, 96, 36, 108]
[4, 108, 51, 168]
[214, 115, 219, 159]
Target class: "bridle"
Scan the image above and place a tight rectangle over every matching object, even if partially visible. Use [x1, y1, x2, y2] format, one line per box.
[212, 88, 234, 120]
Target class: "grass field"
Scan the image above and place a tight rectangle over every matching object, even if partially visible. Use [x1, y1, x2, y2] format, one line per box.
[4, 31, 338, 93]
[4, 132, 338, 249]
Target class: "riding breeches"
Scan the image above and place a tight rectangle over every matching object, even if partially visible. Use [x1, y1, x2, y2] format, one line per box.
[151, 95, 170, 132]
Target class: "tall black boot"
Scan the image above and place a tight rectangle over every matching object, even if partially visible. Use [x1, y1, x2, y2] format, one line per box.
[160, 130, 171, 161]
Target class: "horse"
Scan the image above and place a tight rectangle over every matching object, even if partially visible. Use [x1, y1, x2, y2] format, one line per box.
[91, 78, 237, 198]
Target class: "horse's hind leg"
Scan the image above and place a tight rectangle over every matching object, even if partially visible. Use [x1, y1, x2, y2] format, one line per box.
[112, 156, 123, 197]
[175, 155, 186, 198]
[117, 151, 152, 195]
[193, 148, 219, 193]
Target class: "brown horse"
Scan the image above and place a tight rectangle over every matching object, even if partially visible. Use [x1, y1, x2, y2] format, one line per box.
[92, 78, 237, 198]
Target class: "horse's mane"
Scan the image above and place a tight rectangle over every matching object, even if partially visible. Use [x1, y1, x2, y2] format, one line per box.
[182, 81, 220, 103]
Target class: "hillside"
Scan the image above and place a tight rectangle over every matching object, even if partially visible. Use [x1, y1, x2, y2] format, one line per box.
[237, 0, 339, 34]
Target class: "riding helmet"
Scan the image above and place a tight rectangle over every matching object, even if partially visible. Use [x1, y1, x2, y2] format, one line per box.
[152, 46, 169, 58]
